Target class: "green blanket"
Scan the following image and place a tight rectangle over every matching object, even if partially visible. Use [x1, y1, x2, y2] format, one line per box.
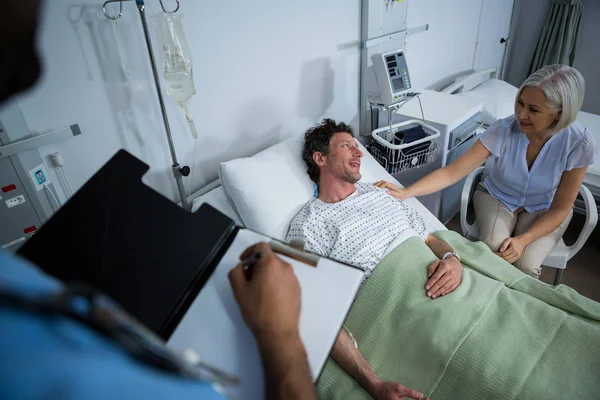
[317, 231, 600, 400]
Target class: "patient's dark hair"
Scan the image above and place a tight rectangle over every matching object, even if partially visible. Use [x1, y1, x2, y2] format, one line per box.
[302, 118, 355, 183]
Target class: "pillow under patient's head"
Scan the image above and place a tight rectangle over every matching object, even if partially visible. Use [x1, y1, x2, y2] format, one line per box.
[219, 134, 379, 240]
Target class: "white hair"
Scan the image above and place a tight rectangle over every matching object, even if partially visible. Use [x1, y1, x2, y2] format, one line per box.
[515, 64, 585, 133]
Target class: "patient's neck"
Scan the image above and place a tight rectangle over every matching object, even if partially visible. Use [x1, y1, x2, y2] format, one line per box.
[317, 176, 356, 203]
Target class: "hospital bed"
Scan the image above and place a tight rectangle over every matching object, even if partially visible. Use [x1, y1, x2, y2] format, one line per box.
[186, 135, 600, 399]
[189, 135, 446, 240]
[439, 68, 600, 214]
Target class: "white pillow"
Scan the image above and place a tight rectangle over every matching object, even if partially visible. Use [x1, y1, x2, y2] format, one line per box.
[219, 136, 382, 240]
[456, 79, 518, 123]
[219, 134, 446, 240]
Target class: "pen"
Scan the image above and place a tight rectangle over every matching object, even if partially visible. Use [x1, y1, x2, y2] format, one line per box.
[269, 240, 319, 267]
[241, 251, 262, 280]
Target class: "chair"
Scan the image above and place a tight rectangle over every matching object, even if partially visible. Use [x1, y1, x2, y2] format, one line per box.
[460, 167, 598, 285]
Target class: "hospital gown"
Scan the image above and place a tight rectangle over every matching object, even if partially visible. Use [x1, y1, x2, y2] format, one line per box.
[286, 182, 429, 279]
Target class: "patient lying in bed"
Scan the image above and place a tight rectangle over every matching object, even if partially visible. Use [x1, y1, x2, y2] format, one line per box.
[285, 119, 462, 400]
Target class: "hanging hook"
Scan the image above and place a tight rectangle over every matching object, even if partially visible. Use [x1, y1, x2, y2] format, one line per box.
[159, 0, 180, 14]
[102, 0, 123, 20]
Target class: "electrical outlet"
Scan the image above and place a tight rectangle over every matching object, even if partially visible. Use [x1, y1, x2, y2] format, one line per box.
[6, 195, 26, 208]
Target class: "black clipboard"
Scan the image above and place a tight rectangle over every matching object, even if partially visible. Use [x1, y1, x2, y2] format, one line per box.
[18, 150, 239, 339]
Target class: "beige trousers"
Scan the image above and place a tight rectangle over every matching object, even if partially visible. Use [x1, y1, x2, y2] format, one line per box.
[472, 185, 573, 278]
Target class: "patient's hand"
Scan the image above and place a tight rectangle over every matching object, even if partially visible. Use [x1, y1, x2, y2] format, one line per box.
[374, 180, 411, 200]
[425, 257, 463, 299]
[374, 381, 429, 400]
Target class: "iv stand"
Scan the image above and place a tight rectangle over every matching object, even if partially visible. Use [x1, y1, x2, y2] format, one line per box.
[103, 0, 191, 211]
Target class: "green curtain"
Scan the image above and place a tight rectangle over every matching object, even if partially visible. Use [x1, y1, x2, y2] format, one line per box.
[529, 0, 584, 74]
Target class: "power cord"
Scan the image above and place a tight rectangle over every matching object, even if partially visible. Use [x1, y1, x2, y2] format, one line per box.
[49, 152, 74, 197]
[404, 92, 427, 122]
[386, 95, 417, 135]
[58, 166, 74, 196]
[43, 184, 61, 212]
[415, 95, 426, 123]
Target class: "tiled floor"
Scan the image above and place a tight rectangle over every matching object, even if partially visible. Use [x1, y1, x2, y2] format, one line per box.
[446, 213, 600, 303]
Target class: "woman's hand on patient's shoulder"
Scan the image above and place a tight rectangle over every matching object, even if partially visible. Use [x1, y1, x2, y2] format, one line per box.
[374, 381, 429, 400]
[425, 257, 463, 299]
[374, 180, 411, 200]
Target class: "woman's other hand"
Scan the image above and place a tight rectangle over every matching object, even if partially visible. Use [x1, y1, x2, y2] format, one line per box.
[496, 236, 527, 264]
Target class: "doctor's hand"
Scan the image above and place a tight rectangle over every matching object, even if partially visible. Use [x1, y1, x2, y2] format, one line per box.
[374, 180, 411, 200]
[425, 256, 463, 299]
[229, 242, 301, 344]
[230, 244, 317, 399]
[497, 236, 527, 264]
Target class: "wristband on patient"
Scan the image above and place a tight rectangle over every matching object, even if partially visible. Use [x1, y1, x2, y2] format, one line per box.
[442, 251, 461, 262]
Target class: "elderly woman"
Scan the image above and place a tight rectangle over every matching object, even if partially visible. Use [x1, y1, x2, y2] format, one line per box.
[377, 65, 596, 278]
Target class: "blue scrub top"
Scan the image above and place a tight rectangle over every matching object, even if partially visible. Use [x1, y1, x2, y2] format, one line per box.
[0, 250, 225, 400]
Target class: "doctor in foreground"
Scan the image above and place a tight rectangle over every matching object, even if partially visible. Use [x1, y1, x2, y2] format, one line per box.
[0, 1, 315, 399]
[377, 65, 596, 278]
[287, 119, 465, 399]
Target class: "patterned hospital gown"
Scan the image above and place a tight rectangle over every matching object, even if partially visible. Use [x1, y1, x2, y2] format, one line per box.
[286, 182, 429, 279]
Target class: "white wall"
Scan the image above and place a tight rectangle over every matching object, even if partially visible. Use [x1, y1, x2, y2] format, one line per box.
[15, 0, 512, 205]
[17, 0, 361, 202]
[574, 0, 600, 114]
[405, 0, 485, 90]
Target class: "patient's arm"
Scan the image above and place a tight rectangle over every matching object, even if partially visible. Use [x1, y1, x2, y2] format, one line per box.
[331, 330, 427, 400]
[424, 235, 463, 299]
[425, 234, 457, 259]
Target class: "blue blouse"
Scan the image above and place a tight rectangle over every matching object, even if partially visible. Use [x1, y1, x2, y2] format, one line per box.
[479, 115, 596, 212]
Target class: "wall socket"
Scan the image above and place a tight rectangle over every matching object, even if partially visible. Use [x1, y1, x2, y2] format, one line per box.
[5, 195, 26, 208]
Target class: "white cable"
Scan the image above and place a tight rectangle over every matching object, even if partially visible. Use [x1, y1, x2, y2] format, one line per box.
[50, 152, 75, 198]
[415, 94, 426, 123]
[42, 186, 53, 212]
[59, 166, 74, 197]
[114, 19, 131, 76]
[386, 96, 416, 136]
[43, 184, 61, 212]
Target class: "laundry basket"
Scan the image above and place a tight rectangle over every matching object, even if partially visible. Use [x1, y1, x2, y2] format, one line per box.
[368, 119, 440, 174]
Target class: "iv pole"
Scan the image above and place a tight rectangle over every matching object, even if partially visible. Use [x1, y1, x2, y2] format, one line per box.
[102, 0, 191, 211]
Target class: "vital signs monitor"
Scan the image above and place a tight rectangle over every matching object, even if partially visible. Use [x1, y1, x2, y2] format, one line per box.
[371, 49, 412, 107]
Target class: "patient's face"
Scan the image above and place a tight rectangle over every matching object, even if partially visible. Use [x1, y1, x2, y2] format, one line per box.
[322, 132, 364, 184]
[515, 86, 560, 135]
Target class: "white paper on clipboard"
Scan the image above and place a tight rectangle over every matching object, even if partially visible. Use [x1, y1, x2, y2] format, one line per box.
[167, 228, 364, 399]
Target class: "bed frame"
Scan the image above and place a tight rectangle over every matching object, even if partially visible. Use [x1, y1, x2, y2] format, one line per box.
[440, 68, 498, 95]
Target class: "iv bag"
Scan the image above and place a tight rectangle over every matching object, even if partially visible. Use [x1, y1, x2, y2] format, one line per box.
[152, 13, 198, 139]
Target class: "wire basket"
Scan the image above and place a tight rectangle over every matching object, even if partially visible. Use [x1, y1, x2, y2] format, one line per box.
[368, 119, 440, 174]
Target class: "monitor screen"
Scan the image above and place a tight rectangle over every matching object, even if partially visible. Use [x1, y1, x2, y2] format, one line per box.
[392, 77, 405, 92]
